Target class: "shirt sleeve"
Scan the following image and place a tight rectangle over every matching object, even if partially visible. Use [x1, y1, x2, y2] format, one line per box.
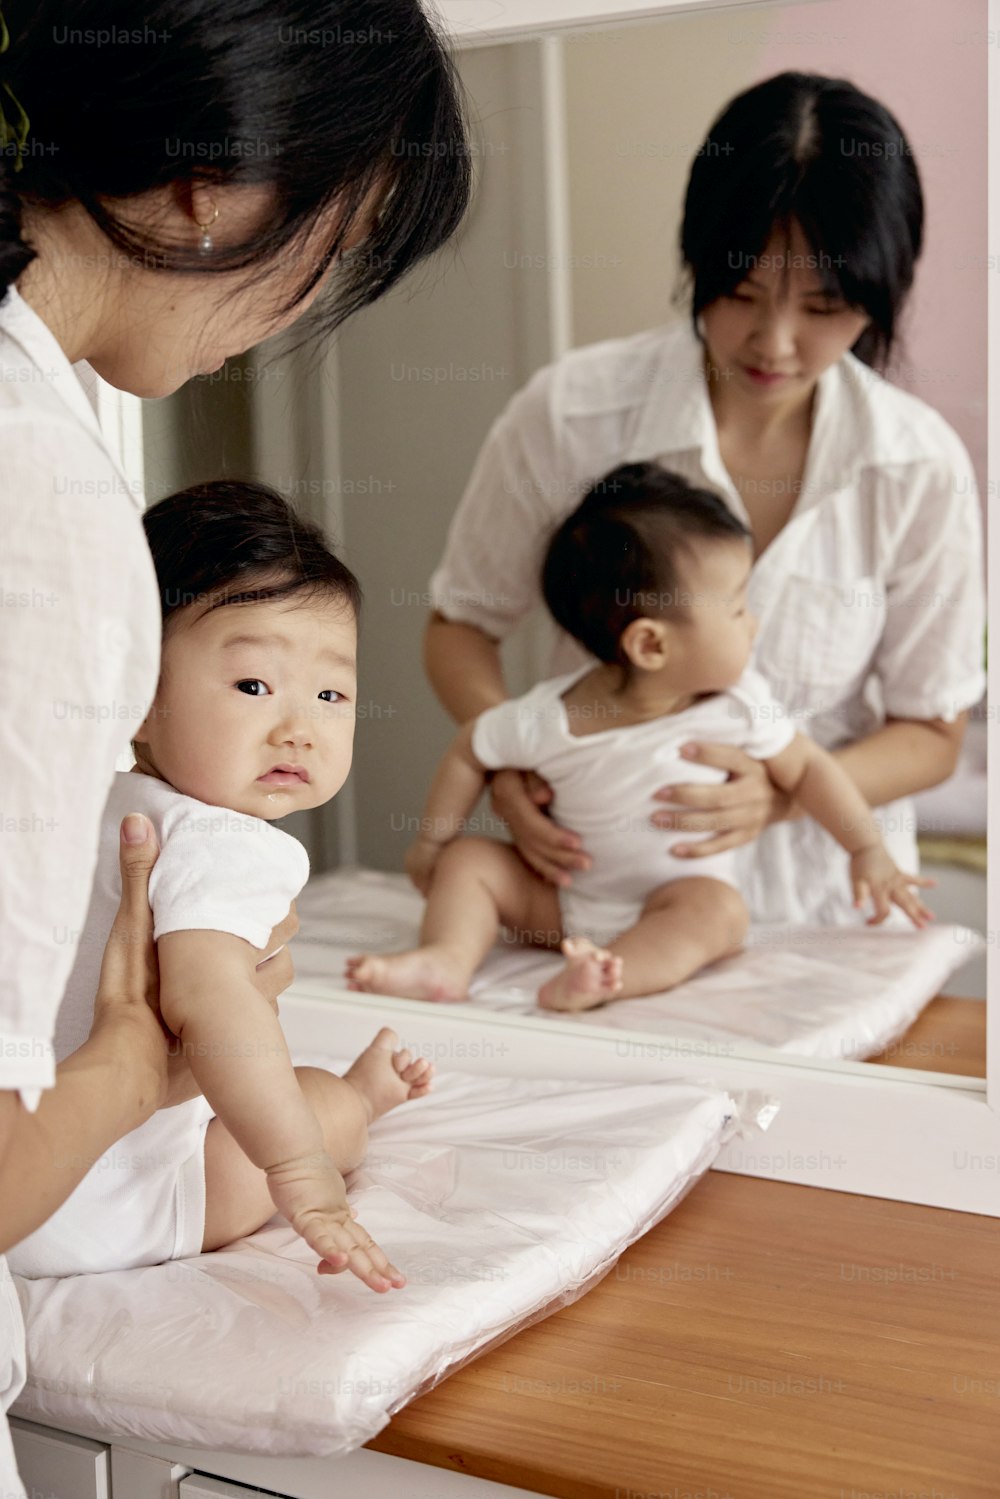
[726, 669, 799, 760]
[873, 450, 986, 722]
[0, 419, 155, 1110]
[429, 364, 570, 641]
[470, 693, 547, 772]
[149, 812, 310, 952]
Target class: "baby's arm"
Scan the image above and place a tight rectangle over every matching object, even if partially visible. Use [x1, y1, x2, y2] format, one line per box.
[762, 734, 934, 927]
[158, 930, 403, 1290]
[405, 721, 490, 893]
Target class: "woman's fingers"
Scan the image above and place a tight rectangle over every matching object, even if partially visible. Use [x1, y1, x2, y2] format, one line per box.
[88, 815, 169, 1114]
[653, 778, 750, 812]
[99, 815, 161, 1011]
[670, 828, 748, 858]
[253, 946, 293, 1013]
[491, 769, 589, 885]
[653, 806, 757, 834]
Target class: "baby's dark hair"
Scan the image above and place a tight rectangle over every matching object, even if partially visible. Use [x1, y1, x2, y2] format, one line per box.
[541, 463, 750, 665]
[142, 479, 361, 629]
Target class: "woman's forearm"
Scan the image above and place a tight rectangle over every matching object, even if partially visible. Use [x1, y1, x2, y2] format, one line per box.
[424, 612, 509, 723]
[828, 716, 966, 810]
[0, 1019, 160, 1252]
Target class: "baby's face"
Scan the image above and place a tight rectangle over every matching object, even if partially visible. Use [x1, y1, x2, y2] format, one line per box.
[673, 539, 757, 691]
[137, 592, 358, 819]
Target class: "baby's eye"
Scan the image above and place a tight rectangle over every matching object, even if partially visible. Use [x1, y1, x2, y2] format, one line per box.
[236, 679, 270, 697]
[318, 689, 345, 704]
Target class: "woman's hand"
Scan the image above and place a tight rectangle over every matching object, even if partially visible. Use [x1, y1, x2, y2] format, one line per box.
[92, 823, 299, 1114]
[651, 742, 796, 858]
[253, 901, 298, 1007]
[87, 814, 173, 1117]
[489, 768, 589, 887]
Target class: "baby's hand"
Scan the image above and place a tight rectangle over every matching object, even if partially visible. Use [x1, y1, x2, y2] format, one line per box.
[265, 1150, 405, 1293]
[850, 845, 936, 929]
[404, 836, 444, 896]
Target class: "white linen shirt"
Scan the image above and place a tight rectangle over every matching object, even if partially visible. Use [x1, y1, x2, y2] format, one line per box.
[430, 320, 986, 925]
[0, 286, 161, 1109]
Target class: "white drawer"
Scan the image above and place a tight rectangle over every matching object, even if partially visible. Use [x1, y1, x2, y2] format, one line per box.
[180, 1479, 271, 1499]
[10, 1417, 110, 1499]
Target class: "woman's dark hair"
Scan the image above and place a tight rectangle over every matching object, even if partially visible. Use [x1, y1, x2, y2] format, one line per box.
[0, 0, 470, 334]
[142, 479, 362, 628]
[541, 462, 750, 666]
[680, 72, 924, 368]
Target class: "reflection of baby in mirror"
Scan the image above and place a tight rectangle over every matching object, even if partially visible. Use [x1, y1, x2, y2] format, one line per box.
[13, 482, 431, 1292]
[348, 463, 934, 1014]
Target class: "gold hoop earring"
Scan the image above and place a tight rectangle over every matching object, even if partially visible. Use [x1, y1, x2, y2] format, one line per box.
[195, 204, 219, 255]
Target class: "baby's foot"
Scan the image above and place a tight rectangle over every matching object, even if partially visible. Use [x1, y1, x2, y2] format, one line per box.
[345, 947, 470, 1004]
[343, 1027, 434, 1123]
[537, 936, 624, 1013]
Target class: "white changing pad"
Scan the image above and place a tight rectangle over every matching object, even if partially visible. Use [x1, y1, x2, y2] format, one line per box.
[292, 868, 984, 1061]
[13, 1068, 748, 1458]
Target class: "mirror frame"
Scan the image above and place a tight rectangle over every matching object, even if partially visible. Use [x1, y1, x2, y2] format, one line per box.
[101, 0, 998, 1213]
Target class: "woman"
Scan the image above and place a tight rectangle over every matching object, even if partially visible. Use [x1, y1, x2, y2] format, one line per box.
[0, 2, 469, 1491]
[425, 71, 984, 928]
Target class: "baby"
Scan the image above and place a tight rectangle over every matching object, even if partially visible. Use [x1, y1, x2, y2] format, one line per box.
[10, 480, 431, 1292]
[348, 462, 933, 1013]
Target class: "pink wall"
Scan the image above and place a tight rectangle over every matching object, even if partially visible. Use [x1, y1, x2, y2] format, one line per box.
[752, 0, 987, 490]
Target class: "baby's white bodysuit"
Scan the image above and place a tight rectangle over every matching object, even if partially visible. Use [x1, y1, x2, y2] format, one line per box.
[472, 666, 797, 945]
[8, 772, 309, 1279]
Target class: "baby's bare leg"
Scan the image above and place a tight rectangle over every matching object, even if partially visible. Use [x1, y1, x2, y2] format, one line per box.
[201, 1030, 432, 1251]
[346, 837, 563, 1002]
[539, 877, 748, 1013]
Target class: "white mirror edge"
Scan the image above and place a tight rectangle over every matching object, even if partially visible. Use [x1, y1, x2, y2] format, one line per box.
[425, 0, 1000, 1213]
[431, 0, 797, 48]
[280, 987, 998, 1216]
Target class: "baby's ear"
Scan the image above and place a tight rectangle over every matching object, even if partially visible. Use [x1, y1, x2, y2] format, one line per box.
[620, 616, 670, 671]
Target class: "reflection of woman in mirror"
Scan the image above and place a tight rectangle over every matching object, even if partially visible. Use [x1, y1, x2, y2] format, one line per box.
[424, 71, 985, 928]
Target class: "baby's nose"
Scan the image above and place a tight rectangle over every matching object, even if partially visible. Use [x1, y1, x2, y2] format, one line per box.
[273, 705, 315, 745]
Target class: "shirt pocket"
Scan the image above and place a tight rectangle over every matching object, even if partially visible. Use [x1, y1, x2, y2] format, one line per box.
[758, 574, 885, 695]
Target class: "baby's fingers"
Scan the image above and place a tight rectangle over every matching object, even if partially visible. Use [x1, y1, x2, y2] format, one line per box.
[865, 883, 893, 926]
[314, 1220, 405, 1293]
[893, 884, 935, 928]
[852, 877, 871, 915]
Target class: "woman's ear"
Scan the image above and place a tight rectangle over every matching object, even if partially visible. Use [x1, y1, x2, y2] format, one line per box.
[620, 616, 670, 672]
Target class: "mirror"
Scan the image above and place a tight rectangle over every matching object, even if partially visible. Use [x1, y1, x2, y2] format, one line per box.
[141, 0, 988, 1083]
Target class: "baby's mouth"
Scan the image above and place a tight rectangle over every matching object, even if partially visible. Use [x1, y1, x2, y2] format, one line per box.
[257, 765, 310, 786]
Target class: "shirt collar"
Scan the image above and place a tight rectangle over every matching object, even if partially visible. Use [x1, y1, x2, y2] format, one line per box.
[0, 283, 143, 507]
[629, 318, 870, 505]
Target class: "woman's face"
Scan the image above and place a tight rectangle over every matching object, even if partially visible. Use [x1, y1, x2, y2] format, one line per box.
[698, 220, 872, 405]
[81, 182, 378, 397]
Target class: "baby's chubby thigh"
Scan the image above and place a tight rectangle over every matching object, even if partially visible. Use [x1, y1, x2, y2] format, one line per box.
[447, 836, 565, 951]
[640, 874, 750, 957]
